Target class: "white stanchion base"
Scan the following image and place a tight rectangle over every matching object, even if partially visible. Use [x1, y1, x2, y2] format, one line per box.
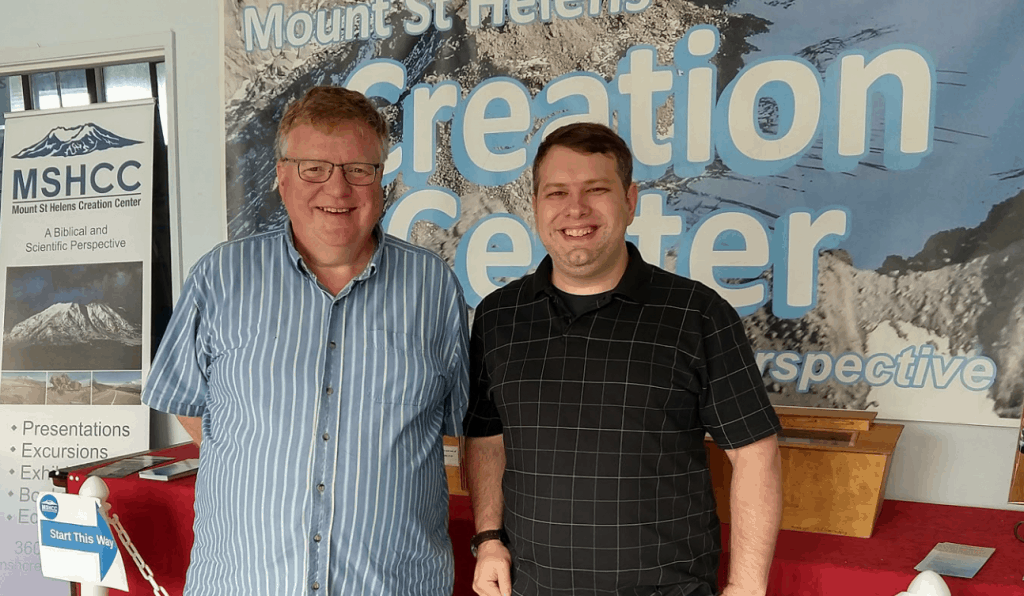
[895, 570, 952, 596]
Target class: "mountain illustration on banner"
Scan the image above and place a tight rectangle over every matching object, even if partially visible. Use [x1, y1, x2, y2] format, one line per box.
[5, 302, 141, 346]
[13, 123, 141, 158]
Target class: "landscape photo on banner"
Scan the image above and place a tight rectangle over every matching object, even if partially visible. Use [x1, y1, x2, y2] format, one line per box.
[224, 0, 1024, 427]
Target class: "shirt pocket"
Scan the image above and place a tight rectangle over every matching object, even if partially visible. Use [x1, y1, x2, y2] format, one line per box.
[368, 330, 446, 406]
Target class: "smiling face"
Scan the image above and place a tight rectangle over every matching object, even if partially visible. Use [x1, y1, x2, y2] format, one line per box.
[276, 121, 384, 270]
[532, 146, 638, 294]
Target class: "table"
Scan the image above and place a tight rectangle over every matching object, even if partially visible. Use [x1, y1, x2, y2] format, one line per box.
[60, 445, 1024, 596]
[59, 443, 479, 596]
[719, 500, 1024, 596]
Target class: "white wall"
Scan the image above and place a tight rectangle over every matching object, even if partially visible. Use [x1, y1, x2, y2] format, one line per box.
[2, 0, 1022, 513]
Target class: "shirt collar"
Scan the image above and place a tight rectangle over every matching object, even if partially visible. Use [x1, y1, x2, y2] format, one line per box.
[528, 241, 652, 304]
[283, 221, 384, 281]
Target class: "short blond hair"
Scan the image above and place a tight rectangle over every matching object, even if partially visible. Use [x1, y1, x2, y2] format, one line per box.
[276, 86, 389, 162]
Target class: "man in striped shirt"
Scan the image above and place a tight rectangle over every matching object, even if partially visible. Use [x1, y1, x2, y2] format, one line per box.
[144, 87, 469, 596]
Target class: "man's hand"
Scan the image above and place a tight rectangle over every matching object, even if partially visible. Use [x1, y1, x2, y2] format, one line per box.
[465, 435, 509, 594]
[472, 539, 512, 596]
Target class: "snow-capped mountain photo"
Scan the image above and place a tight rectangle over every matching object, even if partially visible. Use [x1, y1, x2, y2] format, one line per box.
[3, 262, 144, 371]
[6, 302, 141, 346]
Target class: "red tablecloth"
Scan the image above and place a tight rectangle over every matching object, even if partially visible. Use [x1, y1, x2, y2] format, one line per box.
[65, 444, 1024, 596]
[720, 500, 1024, 596]
[63, 444, 478, 596]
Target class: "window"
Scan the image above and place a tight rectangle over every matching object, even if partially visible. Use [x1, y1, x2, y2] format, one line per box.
[1, 61, 168, 142]
[0, 75, 22, 162]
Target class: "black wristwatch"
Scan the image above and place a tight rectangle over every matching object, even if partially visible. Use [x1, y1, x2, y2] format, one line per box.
[470, 528, 507, 557]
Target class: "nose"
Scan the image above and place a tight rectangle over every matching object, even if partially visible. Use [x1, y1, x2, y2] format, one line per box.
[321, 165, 352, 195]
[565, 190, 591, 216]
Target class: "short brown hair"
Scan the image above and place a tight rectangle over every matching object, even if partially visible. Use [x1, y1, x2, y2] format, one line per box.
[276, 86, 389, 162]
[532, 122, 633, 195]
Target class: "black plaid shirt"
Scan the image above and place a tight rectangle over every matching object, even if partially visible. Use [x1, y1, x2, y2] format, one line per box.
[465, 243, 781, 596]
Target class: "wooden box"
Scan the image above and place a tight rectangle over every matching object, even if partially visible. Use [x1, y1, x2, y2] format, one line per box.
[444, 435, 469, 496]
[706, 406, 903, 538]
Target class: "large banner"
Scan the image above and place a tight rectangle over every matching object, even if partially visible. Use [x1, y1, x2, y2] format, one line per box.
[0, 100, 154, 595]
[224, 0, 1024, 428]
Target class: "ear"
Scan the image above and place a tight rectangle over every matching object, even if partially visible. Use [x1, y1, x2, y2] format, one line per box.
[625, 182, 639, 225]
[276, 161, 286, 191]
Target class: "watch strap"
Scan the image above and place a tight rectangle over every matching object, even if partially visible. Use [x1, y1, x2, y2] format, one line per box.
[470, 529, 506, 557]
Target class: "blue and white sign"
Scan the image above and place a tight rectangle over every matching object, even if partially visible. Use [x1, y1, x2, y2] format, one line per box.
[34, 491, 127, 591]
[225, 0, 1024, 429]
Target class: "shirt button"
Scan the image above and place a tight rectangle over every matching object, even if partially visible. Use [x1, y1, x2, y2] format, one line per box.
[322, 433, 330, 441]
[317, 483, 325, 493]
[313, 533, 322, 542]
[326, 386, 333, 395]
[329, 341, 336, 349]
[312, 581, 320, 590]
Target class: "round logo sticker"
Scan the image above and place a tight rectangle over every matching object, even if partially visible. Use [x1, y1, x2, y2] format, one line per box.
[39, 494, 59, 520]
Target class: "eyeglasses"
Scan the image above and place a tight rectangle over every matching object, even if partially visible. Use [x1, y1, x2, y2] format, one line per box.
[281, 158, 381, 185]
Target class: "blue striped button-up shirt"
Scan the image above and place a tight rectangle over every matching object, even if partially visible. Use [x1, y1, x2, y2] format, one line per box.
[143, 224, 469, 596]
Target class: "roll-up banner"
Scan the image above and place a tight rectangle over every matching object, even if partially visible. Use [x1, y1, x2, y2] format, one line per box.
[223, 1, 1024, 429]
[0, 99, 154, 595]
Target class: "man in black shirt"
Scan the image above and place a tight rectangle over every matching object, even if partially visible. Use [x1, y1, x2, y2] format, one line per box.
[463, 123, 783, 596]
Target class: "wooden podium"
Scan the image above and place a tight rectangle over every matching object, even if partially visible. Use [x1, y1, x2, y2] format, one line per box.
[707, 406, 903, 538]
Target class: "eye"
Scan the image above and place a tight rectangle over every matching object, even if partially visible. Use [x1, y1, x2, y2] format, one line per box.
[347, 164, 373, 176]
[300, 162, 329, 174]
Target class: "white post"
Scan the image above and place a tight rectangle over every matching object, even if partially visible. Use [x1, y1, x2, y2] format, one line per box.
[894, 570, 950, 596]
[78, 476, 110, 596]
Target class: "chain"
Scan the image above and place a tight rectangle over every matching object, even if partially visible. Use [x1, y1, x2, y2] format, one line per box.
[109, 512, 171, 596]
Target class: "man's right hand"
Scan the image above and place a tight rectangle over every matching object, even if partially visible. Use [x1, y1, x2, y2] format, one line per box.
[472, 540, 512, 596]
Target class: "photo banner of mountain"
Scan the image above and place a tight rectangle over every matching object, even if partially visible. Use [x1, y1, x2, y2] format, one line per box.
[0, 101, 155, 596]
[2, 262, 144, 371]
[224, 0, 1024, 428]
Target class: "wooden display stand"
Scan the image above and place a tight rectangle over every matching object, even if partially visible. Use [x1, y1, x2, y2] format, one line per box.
[706, 406, 903, 538]
[1009, 415, 1024, 504]
[444, 435, 469, 496]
